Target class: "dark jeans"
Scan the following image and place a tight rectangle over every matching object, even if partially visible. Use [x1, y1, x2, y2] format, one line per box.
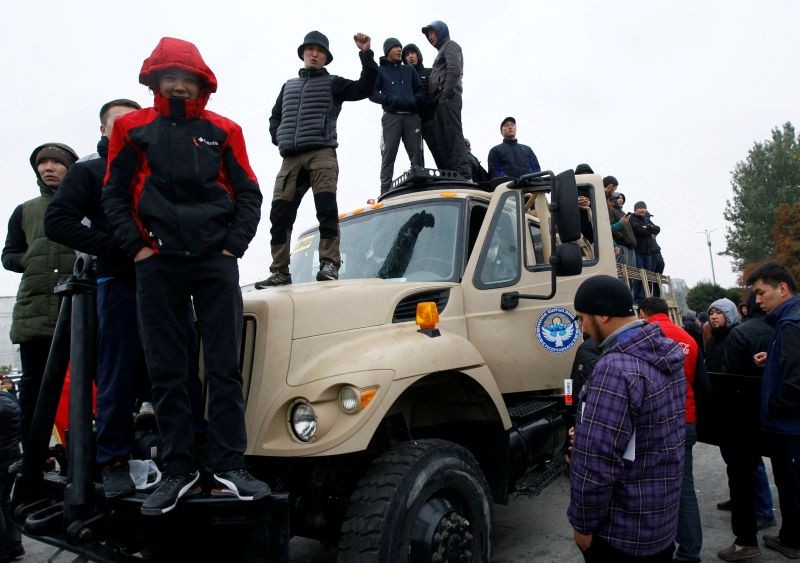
[95, 278, 146, 465]
[428, 94, 471, 179]
[720, 443, 761, 546]
[18, 336, 53, 443]
[754, 458, 774, 519]
[634, 254, 654, 301]
[379, 112, 422, 192]
[675, 424, 702, 560]
[135, 254, 246, 475]
[581, 536, 673, 562]
[766, 433, 800, 549]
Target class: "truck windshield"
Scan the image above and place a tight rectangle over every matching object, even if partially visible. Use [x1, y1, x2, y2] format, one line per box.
[290, 200, 463, 283]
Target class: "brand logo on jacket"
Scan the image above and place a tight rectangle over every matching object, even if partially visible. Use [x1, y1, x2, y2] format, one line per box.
[194, 137, 219, 146]
[536, 307, 579, 353]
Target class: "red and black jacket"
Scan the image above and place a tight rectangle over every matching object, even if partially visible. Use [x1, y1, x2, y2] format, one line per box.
[102, 37, 262, 259]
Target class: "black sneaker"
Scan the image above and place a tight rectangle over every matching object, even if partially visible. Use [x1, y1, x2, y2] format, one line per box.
[316, 260, 339, 281]
[141, 471, 200, 516]
[212, 469, 271, 500]
[102, 460, 135, 499]
[255, 271, 292, 288]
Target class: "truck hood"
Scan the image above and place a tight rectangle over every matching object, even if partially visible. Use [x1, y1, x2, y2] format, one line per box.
[265, 279, 454, 339]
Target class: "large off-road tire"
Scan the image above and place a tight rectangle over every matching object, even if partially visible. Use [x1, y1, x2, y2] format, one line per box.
[338, 439, 492, 562]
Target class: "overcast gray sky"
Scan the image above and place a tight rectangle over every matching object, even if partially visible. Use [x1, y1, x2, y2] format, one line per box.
[2, 0, 798, 296]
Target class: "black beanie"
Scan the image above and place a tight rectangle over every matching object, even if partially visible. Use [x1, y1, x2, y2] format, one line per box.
[602, 175, 618, 188]
[383, 37, 401, 56]
[575, 163, 594, 175]
[574, 275, 635, 317]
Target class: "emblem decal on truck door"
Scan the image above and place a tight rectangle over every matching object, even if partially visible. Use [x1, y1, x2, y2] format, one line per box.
[536, 307, 579, 353]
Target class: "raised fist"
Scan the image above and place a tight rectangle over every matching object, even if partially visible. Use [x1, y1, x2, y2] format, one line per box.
[353, 33, 371, 51]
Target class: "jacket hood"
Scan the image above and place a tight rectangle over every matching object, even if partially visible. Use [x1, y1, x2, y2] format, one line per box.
[421, 21, 450, 48]
[401, 43, 424, 66]
[139, 37, 217, 94]
[29, 142, 79, 191]
[708, 298, 740, 327]
[610, 322, 686, 380]
[743, 290, 765, 319]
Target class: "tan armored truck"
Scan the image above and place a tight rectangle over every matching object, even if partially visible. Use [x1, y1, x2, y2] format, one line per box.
[237, 168, 632, 561]
[15, 168, 678, 562]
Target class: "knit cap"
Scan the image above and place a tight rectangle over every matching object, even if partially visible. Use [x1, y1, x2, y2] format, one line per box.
[634, 201, 647, 211]
[575, 163, 594, 175]
[29, 143, 79, 183]
[383, 37, 401, 56]
[574, 275, 635, 317]
[31, 144, 78, 169]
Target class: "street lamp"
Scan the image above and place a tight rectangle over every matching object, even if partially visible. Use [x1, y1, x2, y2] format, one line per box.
[697, 229, 717, 285]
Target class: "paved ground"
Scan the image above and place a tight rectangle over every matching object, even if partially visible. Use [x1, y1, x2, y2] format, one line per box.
[19, 443, 787, 562]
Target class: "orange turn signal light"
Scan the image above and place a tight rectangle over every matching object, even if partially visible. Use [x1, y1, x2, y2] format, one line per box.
[416, 302, 439, 330]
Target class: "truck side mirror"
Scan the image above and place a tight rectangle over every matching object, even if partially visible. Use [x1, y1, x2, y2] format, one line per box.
[552, 243, 582, 276]
[553, 171, 581, 243]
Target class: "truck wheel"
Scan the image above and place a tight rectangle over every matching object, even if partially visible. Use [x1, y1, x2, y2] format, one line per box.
[338, 439, 492, 562]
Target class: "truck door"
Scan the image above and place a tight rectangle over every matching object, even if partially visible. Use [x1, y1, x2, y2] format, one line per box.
[461, 185, 586, 394]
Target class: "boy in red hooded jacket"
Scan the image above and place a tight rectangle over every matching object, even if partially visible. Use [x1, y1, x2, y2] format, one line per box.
[103, 37, 268, 516]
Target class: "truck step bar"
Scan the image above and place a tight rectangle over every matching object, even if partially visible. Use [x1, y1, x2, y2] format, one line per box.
[513, 458, 568, 498]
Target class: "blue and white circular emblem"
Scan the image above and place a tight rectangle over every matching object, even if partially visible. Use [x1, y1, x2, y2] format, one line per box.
[535, 307, 579, 353]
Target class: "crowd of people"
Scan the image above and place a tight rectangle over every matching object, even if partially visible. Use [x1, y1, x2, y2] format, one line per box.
[568, 263, 800, 562]
[2, 22, 798, 563]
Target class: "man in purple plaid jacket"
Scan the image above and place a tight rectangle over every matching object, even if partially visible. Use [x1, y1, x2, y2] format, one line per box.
[568, 276, 686, 562]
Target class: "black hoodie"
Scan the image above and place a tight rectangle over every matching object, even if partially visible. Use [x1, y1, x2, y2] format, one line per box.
[401, 44, 434, 120]
[45, 137, 133, 279]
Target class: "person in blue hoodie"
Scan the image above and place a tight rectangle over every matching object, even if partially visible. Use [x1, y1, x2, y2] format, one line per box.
[747, 262, 800, 559]
[371, 38, 424, 194]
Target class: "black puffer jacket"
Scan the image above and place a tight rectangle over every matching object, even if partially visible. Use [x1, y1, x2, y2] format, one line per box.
[45, 137, 133, 279]
[269, 50, 378, 156]
[0, 392, 21, 470]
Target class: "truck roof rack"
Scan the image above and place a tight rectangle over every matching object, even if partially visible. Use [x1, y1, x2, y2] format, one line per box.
[378, 167, 488, 201]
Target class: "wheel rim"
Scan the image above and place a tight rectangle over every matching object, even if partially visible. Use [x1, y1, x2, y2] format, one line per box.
[410, 496, 475, 562]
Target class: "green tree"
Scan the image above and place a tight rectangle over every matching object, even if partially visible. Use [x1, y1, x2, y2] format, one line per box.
[723, 122, 800, 270]
[724, 287, 745, 305]
[686, 281, 727, 313]
[769, 202, 800, 281]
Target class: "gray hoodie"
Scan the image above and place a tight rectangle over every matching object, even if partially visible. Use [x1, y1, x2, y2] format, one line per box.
[708, 298, 740, 327]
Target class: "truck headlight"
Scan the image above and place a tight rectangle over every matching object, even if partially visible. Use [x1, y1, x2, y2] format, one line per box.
[289, 400, 317, 442]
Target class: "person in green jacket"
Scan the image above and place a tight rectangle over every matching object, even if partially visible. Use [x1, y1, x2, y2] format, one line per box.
[2, 142, 78, 441]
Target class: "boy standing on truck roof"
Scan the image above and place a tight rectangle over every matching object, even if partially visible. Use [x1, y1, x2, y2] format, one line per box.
[371, 37, 424, 195]
[103, 37, 268, 516]
[257, 31, 378, 287]
[568, 276, 685, 562]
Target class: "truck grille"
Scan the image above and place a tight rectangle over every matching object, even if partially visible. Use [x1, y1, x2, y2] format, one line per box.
[392, 289, 450, 323]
